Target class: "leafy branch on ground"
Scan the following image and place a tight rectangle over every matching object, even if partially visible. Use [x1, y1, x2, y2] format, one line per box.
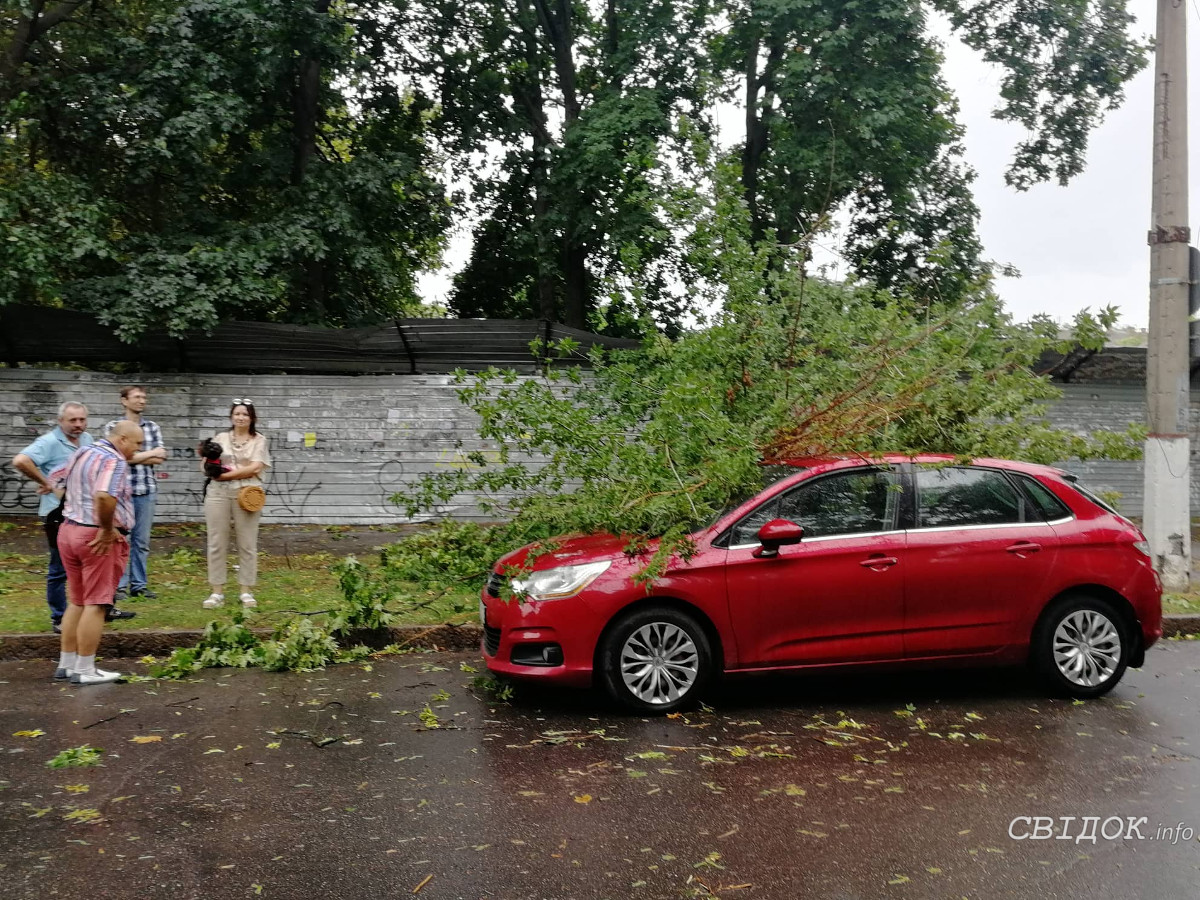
[149, 553, 468, 679]
[47, 746, 103, 768]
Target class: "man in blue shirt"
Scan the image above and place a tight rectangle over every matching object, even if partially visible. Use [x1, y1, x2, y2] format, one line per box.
[11, 402, 94, 633]
[104, 386, 168, 601]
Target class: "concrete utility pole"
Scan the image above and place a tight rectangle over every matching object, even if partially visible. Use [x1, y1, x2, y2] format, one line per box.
[1145, 0, 1192, 590]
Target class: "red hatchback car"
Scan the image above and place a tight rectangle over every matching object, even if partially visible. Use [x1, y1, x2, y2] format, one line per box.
[480, 456, 1163, 713]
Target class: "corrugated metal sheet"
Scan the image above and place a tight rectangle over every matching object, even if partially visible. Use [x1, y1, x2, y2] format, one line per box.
[0, 306, 639, 374]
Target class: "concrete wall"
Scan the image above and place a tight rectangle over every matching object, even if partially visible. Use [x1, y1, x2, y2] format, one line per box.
[0, 369, 509, 524]
[0, 369, 1191, 523]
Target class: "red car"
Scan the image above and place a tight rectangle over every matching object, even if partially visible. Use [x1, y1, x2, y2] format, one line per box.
[480, 456, 1163, 713]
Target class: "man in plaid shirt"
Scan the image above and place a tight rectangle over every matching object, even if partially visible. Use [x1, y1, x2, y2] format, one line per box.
[104, 386, 168, 605]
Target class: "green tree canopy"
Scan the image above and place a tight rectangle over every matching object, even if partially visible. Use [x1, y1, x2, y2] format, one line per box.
[1, 0, 1148, 339]
[1, 0, 448, 339]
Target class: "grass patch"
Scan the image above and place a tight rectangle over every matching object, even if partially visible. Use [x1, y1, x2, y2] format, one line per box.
[0, 547, 479, 634]
[1163, 592, 1200, 616]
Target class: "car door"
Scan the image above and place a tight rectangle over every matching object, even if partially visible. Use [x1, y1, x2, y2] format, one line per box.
[723, 466, 907, 667]
[903, 466, 1061, 658]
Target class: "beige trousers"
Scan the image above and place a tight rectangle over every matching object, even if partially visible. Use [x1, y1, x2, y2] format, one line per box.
[204, 488, 261, 588]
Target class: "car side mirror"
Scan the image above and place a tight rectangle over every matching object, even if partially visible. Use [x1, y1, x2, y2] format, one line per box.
[753, 518, 804, 558]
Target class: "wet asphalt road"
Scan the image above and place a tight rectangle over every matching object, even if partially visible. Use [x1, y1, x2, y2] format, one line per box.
[1, 643, 1198, 900]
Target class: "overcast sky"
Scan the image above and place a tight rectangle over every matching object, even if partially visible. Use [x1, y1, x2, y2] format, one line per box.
[421, 4, 1186, 331]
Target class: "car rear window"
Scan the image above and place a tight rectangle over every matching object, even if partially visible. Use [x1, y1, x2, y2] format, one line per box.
[1013, 474, 1073, 521]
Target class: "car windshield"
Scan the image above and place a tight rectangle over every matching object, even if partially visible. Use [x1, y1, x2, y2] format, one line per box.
[692, 465, 806, 533]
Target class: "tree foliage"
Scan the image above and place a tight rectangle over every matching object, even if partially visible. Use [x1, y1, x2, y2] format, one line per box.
[407, 0, 1146, 330]
[397, 0, 713, 332]
[932, 0, 1147, 189]
[715, 0, 983, 303]
[1, 0, 448, 339]
[1, 0, 1149, 339]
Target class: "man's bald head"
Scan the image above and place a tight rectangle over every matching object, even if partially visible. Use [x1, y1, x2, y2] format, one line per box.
[108, 420, 143, 460]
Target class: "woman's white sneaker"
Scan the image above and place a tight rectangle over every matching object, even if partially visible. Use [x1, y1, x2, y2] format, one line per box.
[239, 592, 257, 608]
[203, 593, 225, 609]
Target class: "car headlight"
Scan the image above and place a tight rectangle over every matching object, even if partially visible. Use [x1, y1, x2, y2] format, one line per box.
[1133, 540, 1151, 558]
[511, 560, 612, 601]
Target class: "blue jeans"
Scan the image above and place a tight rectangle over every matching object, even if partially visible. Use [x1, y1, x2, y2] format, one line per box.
[46, 539, 67, 624]
[119, 493, 156, 592]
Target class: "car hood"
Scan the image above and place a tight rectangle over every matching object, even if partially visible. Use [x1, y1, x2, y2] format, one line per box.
[497, 532, 644, 571]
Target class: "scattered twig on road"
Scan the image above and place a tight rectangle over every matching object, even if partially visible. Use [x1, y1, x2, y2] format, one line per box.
[275, 729, 343, 748]
[82, 709, 135, 730]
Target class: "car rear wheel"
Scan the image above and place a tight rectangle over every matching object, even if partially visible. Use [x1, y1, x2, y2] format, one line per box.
[599, 607, 713, 714]
[1033, 594, 1129, 698]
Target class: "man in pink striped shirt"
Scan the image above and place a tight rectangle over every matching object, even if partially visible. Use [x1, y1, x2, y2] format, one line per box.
[53, 421, 143, 685]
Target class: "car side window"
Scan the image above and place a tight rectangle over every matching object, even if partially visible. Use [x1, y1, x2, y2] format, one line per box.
[1014, 474, 1073, 521]
[915, 467, 1025, 528]
[729, 469, 898, 544]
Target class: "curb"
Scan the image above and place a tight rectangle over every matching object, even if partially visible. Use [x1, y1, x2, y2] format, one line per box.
[0, 624, 484, 662]
[1163, 613, 1200, 637]
[2, 616, 1198, 662]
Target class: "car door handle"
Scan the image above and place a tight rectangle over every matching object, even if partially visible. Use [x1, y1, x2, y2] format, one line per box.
[860, 555, 898, 570]
[1006, 541, 1042, 555]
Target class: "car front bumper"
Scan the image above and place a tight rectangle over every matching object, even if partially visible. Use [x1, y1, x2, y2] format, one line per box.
[480, 590, 603, 688]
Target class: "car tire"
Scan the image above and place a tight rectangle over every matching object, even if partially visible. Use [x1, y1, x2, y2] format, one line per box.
[599, 606, 713, 714]
[1032, 593, 1130, 699]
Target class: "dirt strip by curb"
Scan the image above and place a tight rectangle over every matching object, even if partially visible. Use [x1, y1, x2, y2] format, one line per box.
[0, 624, 483, 662]
[1, 616, 1197, 662]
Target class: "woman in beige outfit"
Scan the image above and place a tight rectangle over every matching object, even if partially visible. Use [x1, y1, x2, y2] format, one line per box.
[201, 400, 271, 608]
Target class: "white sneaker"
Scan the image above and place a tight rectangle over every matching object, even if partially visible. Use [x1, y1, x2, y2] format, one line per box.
[70, 668, 122, 686]
[239, 592, 257, 607]
[203, 593, 225, 609]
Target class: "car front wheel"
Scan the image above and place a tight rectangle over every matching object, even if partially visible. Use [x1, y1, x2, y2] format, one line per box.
[599, 607, 713, 714]
[1033, 594, 1130, 699]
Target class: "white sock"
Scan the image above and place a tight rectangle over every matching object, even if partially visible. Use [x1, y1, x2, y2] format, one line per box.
[58, 651, 77, 671]
[75, 654, 96, 676]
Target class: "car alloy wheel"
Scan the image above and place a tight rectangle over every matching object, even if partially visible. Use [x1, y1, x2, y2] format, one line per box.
[1052, 609, 1121, 688]
[1033, 594, 1129, 699]
[600, 607, 712, 714]
[620, 621, 699, 706]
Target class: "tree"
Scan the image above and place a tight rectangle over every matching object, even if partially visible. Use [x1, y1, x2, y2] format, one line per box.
[0, 0, 449, 339]
[715, 0, 1147, 304]
[398, 164, 1141, 579]
[403, 0, 713, 331]
[416, 0, 1147, 328]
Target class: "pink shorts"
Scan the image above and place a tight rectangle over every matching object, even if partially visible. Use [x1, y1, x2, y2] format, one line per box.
[58, 523, 129, 607]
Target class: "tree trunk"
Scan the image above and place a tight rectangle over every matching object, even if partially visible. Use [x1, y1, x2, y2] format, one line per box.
[290, 0, 333, 316]
[742, 30, 765, 246]
[533, 0, 589, 326]
[561, 235, 587, 329]
[742, 32, 782, 248]
[511, 0, 559, 322]
[0, 0, 89, 102]
[291, 0, 331, 187]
